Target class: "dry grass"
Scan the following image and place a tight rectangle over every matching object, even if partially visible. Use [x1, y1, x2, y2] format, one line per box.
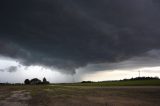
[0, 85, 160, 106]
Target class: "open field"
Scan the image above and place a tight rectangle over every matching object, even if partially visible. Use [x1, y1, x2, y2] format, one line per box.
[0, 80, 160, 106]
[59, 79, 160, 86]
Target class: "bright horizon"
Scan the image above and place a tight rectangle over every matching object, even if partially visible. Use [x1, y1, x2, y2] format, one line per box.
[0, 56, 160, 83]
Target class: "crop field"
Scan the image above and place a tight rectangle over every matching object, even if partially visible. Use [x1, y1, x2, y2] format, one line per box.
[0, 80, 160, 106]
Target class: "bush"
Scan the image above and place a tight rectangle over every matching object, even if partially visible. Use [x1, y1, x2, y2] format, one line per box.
[24, 79, 30, 84]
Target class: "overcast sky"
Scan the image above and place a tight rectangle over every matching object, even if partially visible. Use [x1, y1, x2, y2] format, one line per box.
[0, 0, 160, 83]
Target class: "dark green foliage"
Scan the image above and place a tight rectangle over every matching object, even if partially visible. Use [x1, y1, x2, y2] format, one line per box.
[24, 79, 30, 85]
[23, 77, 50, 85]
[43, 77, 47, 83]
[43, 77, 50, 84]
[30, 78, 42, 85]
[123, 77, 159, 81]
[81, 81, 93, 83]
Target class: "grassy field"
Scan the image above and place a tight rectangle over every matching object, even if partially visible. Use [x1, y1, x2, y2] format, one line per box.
[58, 79, 160, 86]
[0, 80, 160, 106]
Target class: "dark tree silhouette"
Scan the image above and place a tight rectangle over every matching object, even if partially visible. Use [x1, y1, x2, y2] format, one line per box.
[43, 77, 50, 84]
[24, 77, 50, 85]
[30, 78, 41, 84]
[43, 77, 47, 83]
[24, 79, 30, 84]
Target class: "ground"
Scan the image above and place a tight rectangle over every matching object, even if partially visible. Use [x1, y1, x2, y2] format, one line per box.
[0, 85, 160, 106]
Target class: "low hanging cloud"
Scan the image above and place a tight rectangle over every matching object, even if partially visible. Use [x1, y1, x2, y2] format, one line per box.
[0, 66, 18, 73]
[0, 0, 160, 74]
[0, 69, 4, 72]
[7, 66, 18, 73]
[81, 49, 160, 73]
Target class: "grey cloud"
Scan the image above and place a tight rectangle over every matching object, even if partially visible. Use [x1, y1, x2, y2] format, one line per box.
[7, 66, 18, 73]
[0, 69, 4, 72]
[82, 49, 160, 72]
[0, 0, 160, 74]
[0, 66, 18, 73]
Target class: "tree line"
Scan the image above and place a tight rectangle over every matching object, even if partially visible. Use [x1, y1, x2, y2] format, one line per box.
[24, 77, 50, 85]
[0, 77, 50, 85]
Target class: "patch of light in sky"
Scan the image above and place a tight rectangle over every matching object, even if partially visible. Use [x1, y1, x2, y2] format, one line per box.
[0, 56, 75, 83]
[82, 67, 160, 81]
[0, 56, 19, 68]
[0, 56, 160, 83]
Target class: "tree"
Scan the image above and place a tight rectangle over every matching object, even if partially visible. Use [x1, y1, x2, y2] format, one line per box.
[24, 79, 30, 84]
[43, 77, 50, 84]
[30, 78, 41, 85]
[43, 77, 47, 83]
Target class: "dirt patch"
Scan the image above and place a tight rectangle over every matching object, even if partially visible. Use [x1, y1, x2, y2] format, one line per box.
[0, 90, 31, 106]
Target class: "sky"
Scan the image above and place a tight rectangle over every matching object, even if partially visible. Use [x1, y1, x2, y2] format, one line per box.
[0, 0, 160, 83]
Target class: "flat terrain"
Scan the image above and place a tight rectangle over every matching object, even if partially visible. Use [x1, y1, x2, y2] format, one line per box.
[0, 80, 160, 106]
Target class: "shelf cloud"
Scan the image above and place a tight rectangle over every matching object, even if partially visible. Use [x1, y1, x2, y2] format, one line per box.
[1, 0, 160, 74]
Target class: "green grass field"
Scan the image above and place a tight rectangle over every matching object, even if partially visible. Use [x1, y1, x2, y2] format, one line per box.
[57, 79, 160, 86]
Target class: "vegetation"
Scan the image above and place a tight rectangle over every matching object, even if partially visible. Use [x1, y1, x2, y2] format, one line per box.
[0, 77, 160, 86]
[24, 77, 50, 85]
[0, 77, 160, 106]
[58, 80, 160, 87]
[60, 77, 160, 87]
[24, 79, 30, 85]
[0, 84, 160, 106]
[122, 76, 159, 81]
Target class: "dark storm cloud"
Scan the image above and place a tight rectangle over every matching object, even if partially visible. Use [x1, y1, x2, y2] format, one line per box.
[0, 0, 160, 74]
[82, 49, 160, 72]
